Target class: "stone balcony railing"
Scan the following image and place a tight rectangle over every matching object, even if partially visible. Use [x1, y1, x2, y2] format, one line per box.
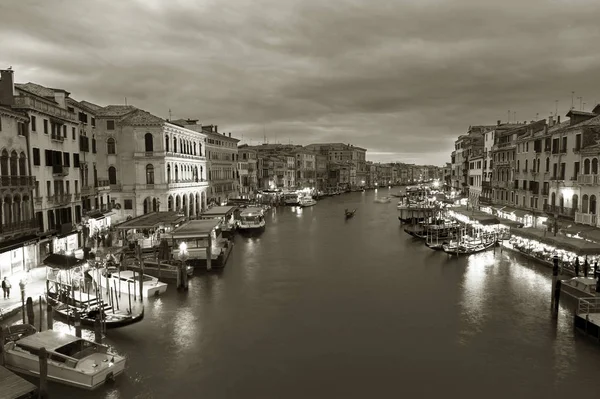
[575, 212, 597, 226]
[544, 204, 576, 218]
[577, 174, 599, 185]
[0, 175, 35, 189]
[14, 96, 76, 121]
[0, 218, 38, 236]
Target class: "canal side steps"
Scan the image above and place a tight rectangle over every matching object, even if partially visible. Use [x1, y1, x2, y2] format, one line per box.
[574, 297, 600, 342]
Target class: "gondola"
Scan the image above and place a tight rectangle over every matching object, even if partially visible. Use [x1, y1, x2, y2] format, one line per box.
[345, 209, 356, 218]
[442, 239, 497, 255]
[425, 241, 448, 251]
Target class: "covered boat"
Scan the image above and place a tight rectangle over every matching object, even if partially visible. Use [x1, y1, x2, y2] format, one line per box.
[3, 327, 126, 390]
[90, 267, 168, 297]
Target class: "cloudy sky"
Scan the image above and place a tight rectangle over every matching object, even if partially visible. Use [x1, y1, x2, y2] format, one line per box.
[1, 0, 600, 165]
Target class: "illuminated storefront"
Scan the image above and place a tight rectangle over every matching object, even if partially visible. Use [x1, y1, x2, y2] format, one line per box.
[0, 239, 39, 279]
[52, 233, 79, 254]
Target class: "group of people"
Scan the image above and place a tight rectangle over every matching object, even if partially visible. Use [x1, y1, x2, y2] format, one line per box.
[2, 276, 27, 300]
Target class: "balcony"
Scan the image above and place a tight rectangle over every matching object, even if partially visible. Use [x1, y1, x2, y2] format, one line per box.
[13, 96, 76, 121]
[0, 219, 38, 236]
[52, 165, 69, 177]
[573, 147, 581, 154]
[163, 151, 207, 161]
[575, 212, 597, 226]
[167, 179, 209, 190]
[482, 181, 491, 188]
[0, 176, 35, 189]
[74, 193, 81, 200]
[544, 204, 576, 218]
[55, 193, 72, 205]
[50, 134, 64, 143]
[542, 188, 550, 196]
[495, 160, 515, 168]
[577, 174, 599, 185]
[34, 196, 43, 204]
[81, 186, 97, 196]
[493, 181, 509, 189]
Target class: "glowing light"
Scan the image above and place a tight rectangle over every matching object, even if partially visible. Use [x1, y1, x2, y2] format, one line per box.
[561, 187, 574, 198]
[179, 242, 187, 253]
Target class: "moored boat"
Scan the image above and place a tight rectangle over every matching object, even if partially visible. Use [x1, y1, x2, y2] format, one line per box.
[442, 238, 496, 255]
[560, 277, 600, 300]
[345, 209, 356, 218]
[374, 197, 391, 203]
[299, 196, 317, 207]
[237, 207, 266, 231]
[3, 326, 126, 390]
[90, 267, 168, 297]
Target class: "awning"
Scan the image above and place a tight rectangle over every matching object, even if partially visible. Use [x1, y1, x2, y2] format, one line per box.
[115, 211, 185, 230]
[87, 210, 105, 220]
[501, 207, 530, 218]
[557, 236, 600, 255]
[560, 224, 596, 237]
[578, 228, 600, 244]
[43, 253, 87, 270]
[0, 234, 39, 253]
[498, 219, 524, 228]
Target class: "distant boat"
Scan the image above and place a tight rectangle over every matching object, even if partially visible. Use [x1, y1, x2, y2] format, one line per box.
[345, 209, 356, 218]
[374, 197, 391, 203]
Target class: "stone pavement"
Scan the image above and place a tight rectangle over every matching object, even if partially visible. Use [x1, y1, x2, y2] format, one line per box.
[0, 267, 47, 322]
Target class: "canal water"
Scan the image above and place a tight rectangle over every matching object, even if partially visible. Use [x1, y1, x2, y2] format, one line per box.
[7, 188, 600, 398]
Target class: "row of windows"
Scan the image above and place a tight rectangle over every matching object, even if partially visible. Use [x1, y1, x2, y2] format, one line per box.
[0, 150, 27, 176]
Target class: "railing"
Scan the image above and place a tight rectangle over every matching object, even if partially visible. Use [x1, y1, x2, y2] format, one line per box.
[52, 165, 69, 177]
[163, 151, 206, 161]
[74, 193, 81, 200]
[577, 297, 600, 316]
[577, 174, 599, 185]
[97, 179, 110, 187]
[575, 212, 597, 226]
[56, 193, 72, 205]
[167, 180, 208, 189]
[13, 96, 76, 121]
[0, 175, 35, 188]
[544, 204, 576, 217]
[573, 147, 581, 153]
[81, 186, 96, 195]
[50, 134, 64, 143]
[0, 219, 38, 235]
[34, 196, 43, 204]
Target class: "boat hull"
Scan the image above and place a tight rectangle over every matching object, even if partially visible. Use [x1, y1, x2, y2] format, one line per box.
[4, 350, 125, 390]
[560, 278, 600, 300]
[91, 271, 168, 297]
[442, 240, 496, 255]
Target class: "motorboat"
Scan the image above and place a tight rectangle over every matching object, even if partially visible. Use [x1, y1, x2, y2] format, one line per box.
[374, 197, 391, 203]
[2, 326, 126, 390]
[237, 207, 266, 231]
[299, 197, 317, 207]
[91, 267, 168, 297]
[560, 277, 600, 300]
[345, 209, 356, 218]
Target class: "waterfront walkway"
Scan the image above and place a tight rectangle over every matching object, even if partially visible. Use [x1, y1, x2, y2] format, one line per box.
[0, 267, 47, 322]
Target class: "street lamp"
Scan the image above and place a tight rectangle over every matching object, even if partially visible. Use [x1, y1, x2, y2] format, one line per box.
[178, 242, 189, 290]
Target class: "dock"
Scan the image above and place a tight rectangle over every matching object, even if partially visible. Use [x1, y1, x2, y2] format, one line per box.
[0, 366, 37, 399]
[574, 297, 600, 342]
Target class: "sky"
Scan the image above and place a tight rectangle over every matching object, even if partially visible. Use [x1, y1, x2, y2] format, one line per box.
[1, 0, 600, 166]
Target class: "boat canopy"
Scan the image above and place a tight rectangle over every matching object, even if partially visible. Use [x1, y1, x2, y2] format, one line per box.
[200, 206, 237, 217]
[114, 212, 185, 230]
[240, 207, 265, 217]
[16, 330, 80, 351]
[169, 219, 221, 239]
[43, 254, 87, 270]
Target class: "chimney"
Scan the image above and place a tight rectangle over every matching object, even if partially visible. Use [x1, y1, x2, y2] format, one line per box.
[228, 132, 231, 138]
[544, 124, 548, 134]
[214, 125, 218, 133]
[557, 116, 561, 124]
[548, 115, 554, 127]
[497, 120, 501, 126]
[0, 69, 15, 106]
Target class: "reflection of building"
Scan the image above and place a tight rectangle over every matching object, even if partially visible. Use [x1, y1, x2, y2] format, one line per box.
[93, 108, 209, 221]
[0, 76, 39, 278]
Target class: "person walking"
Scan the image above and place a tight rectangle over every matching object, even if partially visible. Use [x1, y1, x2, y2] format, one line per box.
[2, 277, 11, 299]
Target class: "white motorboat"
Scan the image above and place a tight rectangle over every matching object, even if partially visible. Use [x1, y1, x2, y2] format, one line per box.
[237, 207, 266, 231]
[298, 197, 317, 207]
[560, 277, 599, 300]
[374, 197, 391, 203]
[91, 267, 168, 297]
[3, 326, 126, 390]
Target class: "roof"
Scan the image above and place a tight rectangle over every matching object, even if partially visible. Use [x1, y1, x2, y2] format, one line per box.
[200, 206, 237, 216]
[170, 219, 221, 239]
[95, 105, 137, 117]
[17, 330, 80, 351]
[566, 110, 596, 118]
[15, 82, 68, 99]
[0, 105, 28, 120]
[115, 211, 185, 230]
[120, 108, 164, 125]
[43, 254, 87, 270]
[79, 100, 103, 111]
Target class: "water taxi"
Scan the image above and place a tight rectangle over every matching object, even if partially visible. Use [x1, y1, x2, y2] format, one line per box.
[3, 326, 126, 390]
[298, 196, 317, 207]
[237, 207, 266, 231]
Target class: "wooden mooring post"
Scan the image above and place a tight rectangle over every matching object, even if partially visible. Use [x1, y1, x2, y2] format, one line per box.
[46, 304, 54, 330]
[551, 254, 559, 313]
[94, 316, 102, 344]
[26, 297, 34, 326]
[39, 347, 49, 399]
[39, 296, 43, 332]
[74, 311, 82, 338]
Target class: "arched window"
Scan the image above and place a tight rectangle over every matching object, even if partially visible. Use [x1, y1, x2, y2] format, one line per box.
[167, 164, 171, 183]
[591, 195, 597, 215]
[583, 194, 589, 213]
[199, 143, 202, 156]
[145, 133, 154, 152]
[593, 158, 599, 174]
[584, 158, 591, 174]
[193, 142, 197, 155]
[545, 157, 550, 172]
[572, 194, 579, 211]
[165, 135, 170, 152]
[107, 138, 116, 154]
[10, 151, 18, 176]
[0, 150, 8, 176]
[146, 164, 155, 184]
[173, 137, 177, 153]
[551, 192, 556, 206]
[108, 166, 117, 185]
[19, 152, 27, 176]
[175, 165, 179, 182]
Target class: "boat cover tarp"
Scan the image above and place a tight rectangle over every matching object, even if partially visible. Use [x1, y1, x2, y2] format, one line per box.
[43, 254, 87, 270]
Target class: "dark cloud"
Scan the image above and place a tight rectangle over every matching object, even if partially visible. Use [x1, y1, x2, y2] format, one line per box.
[2, 0, 600, 165]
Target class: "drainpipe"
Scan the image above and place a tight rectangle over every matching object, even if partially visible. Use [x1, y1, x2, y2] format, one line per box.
[24, 117, 35, 226]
